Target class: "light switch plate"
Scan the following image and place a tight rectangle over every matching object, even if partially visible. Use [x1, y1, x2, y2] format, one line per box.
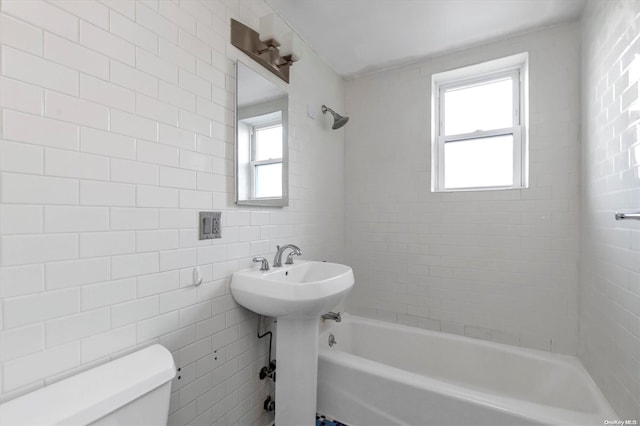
[199, 211, 221, 239]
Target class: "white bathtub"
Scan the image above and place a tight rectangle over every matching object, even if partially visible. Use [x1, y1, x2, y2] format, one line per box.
[317, 315, 616, 426]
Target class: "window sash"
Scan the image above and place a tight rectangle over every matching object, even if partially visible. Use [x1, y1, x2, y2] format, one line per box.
[250, 121, 282, 162]
[250, 158, 282, 199]
[439, 69, 520, 137]
[441, 126, 515, 143]
[437, 126, 522, 190]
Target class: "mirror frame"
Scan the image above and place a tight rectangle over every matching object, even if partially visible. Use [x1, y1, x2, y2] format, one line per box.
[235, 61, 289, 207]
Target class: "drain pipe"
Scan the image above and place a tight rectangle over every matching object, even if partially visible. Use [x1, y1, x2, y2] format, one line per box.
[257, 316, 276, 382]
[257, 316, 277, 413]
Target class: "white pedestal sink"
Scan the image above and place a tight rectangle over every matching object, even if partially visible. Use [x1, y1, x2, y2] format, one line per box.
[230, 260, 354, 426]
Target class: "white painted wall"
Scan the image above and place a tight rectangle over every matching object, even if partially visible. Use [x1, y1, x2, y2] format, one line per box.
[344, 22, 581, 355]
[580, 0, 640, 419]
[0, 1, 346, 424]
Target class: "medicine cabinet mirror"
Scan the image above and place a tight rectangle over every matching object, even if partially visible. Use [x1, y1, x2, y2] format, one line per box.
[235, 61, 289, 206]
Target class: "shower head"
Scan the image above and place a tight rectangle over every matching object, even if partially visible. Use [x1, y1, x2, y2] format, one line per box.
[321, 105, 350, 129]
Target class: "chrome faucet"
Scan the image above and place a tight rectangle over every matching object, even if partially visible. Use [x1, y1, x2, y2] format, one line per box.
[321, 312, 341, 322]
[273, 244, 302, 267]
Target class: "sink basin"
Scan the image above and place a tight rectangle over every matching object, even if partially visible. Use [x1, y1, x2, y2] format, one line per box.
[230, 260, 354, 319]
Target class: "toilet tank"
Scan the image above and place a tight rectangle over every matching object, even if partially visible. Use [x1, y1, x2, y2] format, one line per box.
[0, 344, 176, 425]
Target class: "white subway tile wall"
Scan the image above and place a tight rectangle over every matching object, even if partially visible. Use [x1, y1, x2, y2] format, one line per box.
[580, 0, 640, 419]
[0, 1, 346, 425]
[344, 23, 582, 355]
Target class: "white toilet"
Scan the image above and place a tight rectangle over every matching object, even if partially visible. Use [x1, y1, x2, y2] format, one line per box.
[0, 344, 176, 425]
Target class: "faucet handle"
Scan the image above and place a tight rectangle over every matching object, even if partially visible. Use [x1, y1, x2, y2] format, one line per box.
[252, 257, 270, 271]
[285, 250, 302, 265]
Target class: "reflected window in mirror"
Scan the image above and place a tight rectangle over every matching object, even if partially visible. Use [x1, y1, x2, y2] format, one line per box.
[239, 112, 283, 199]
[236, 62, 288, 206]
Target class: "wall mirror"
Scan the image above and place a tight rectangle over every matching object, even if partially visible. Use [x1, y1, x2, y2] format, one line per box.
[236, 61, 289, 207]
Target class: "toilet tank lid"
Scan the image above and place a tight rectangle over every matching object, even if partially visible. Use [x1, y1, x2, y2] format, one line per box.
[0, 344, 176, 426]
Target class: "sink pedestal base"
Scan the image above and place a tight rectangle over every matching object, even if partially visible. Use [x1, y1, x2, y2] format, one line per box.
[275, 317, 320, 426]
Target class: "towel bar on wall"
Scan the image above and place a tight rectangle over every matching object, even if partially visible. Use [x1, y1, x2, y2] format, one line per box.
[615, 212, 640, 220]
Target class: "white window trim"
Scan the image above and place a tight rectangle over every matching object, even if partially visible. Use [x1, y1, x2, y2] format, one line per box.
[250, 121, 283, 199]
[431, 52, 529, 192]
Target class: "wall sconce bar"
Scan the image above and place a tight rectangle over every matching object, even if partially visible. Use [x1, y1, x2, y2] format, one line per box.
[231, 18, 296, 84]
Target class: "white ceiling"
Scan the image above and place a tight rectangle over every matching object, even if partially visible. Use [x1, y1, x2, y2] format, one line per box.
[266, 0, 586, 79]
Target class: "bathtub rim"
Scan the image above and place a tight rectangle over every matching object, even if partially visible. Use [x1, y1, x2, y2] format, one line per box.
[318, 314, 618, 426]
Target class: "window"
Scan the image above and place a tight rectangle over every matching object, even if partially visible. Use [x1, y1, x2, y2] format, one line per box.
[236, 104, 286, 203]
[432, 53, 528, 191]
[251, 121, 283, 198]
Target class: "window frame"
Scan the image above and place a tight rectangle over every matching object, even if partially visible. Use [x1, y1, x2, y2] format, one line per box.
[250, 121, 283, 199]
[431, 53, 528, 192]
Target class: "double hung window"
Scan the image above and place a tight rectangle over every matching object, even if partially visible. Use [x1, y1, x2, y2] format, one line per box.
[432, 53, 528, 191]
[251, 121, 283, 198]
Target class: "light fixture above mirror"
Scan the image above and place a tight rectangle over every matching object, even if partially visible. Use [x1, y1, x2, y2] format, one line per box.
[230, 16, 302, 84]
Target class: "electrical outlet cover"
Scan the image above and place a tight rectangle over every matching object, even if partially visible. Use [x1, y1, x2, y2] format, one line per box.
[199, 211, 222, 239]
